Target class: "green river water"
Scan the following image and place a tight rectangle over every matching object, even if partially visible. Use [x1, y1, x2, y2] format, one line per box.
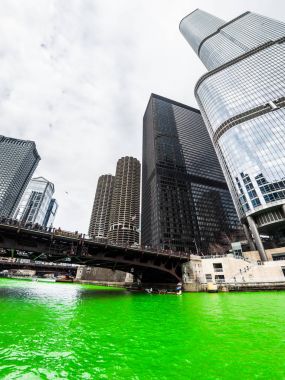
[0, 279, 285, 380]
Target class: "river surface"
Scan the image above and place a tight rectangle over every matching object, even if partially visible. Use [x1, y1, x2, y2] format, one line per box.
[0, 278, 285, 380]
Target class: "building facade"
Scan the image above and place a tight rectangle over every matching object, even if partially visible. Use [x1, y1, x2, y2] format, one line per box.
[43, 198, 58, 227]
[108, 157, 140, 246]
[14, 177, 57, 227]
[141, 94, 241, 254]
[183, 253, 285, 292]
[0, 136, 40, 217]
[180, 10, 285, 260]
[88, 174, 114, 240]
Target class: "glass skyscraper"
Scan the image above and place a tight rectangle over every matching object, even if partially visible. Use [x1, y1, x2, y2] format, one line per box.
[43, 198, 58, 227]
[14, 177, 57, 227]
[180, 10, 285, 260]
[0, 136, 40, 217]
[141, 94, 241, 254]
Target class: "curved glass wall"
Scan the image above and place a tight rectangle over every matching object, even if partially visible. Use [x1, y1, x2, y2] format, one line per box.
[196, 42, 285, 134]
[180, 9, 285, 71]
[199, 12, 285, 70]
[179, 10, 225, 54]
[180, 8, 285, 252]
[218, 109, 285, 217]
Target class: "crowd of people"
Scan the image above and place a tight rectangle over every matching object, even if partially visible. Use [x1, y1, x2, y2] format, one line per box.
[0, 216, 83, 238]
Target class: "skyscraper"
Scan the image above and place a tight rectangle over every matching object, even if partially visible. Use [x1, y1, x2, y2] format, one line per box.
[141, 94, 241, 254]
[43, 198, 58, 227]
[0, 136, 40, 217]
[180, 10, 285, 260]
[88, 174, 114, 240]
[108, 157, 140, 246]
[14, 177, 57, 226]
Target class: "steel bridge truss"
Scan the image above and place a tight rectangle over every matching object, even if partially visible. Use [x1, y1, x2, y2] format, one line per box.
[0, 224, 189, 284]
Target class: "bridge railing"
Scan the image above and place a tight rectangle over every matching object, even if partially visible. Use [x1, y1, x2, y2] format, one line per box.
[96, 239, 192, 258]
[0, 217, 86, 239]
[0, 256, 78, 268]
[0, 217, 192, 259]
[0, 217, 54, 233]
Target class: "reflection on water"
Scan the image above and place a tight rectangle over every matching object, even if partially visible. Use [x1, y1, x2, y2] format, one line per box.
[1, 281, 80, 301]
[1, 279, 285, 380]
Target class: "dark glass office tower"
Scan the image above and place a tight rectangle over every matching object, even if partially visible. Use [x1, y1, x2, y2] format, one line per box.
[141, 94, 241, 254]
[0, 136, 40, 217]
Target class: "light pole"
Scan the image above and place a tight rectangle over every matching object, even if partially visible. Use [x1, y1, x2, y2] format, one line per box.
[193, 238, 199, 255]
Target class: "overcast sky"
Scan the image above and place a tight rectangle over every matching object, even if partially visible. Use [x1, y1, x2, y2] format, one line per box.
[0, 0, 284, 233]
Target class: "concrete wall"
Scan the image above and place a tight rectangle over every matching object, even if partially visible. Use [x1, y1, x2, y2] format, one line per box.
[243, 247, 285, 262]
[200, 256, 251, 283]
[76, 266, 130, 282]
[265, 247, 285, 261]
[183, 254, 285, 290]
[243, 250, 261, 262]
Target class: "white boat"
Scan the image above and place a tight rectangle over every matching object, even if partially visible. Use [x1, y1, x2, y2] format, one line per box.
[207, 282, 218, 293]
[32, 277, 56, 283]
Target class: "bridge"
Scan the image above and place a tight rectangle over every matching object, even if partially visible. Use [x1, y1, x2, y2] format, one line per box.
[0, 221, 190, 285]
[0, 257, 78, 277]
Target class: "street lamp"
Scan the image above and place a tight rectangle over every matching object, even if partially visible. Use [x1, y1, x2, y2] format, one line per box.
[193, 238, 199, 255]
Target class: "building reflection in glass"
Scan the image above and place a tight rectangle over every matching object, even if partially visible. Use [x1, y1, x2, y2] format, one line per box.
[180, 10, 285, 259]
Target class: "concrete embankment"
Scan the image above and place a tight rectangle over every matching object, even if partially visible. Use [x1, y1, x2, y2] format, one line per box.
[183, 281, 285, 292]
[182, 253, 285, 292]
[222, 282, 285, 292]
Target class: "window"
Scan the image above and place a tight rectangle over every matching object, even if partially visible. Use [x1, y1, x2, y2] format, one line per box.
[272, 254, 285, 261]
[215, 275, 225, 283]
[213, 263, 223, 272]
[205, 273, 212, 282]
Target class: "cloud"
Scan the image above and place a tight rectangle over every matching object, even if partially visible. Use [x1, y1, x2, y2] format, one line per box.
[0, 0, 284, 232]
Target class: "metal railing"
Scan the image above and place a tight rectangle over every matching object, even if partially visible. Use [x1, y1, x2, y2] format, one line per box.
[201, 254, 251, 262]
[0, 217, 191, 259]
[0, 256, 77, 268]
